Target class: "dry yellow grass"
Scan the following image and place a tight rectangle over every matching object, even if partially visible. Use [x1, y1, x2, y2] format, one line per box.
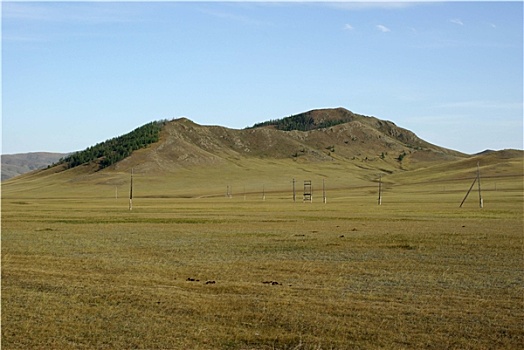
[2, 165, 523, 349]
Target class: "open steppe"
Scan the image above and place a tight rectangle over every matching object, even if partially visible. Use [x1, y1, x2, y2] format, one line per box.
[2, 157, 523, 349]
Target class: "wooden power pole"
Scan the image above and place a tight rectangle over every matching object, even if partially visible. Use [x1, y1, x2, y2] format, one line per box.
[378, 175, 382, 205]
[293, 178, 296, 203]
[460, 162, 483, 208]
[129, 168, 133, 211]
[322, 179, 327, 204]
[477, 162, 483, 208]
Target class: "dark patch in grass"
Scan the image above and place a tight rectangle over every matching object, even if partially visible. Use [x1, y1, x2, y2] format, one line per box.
[388, 244, 417, 250]
[44, 217, 232, 225]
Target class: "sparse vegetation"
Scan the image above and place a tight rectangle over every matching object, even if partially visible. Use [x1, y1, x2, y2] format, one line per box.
[326, 145, 335, 153]
[397, 151, 407, 162]
[2, 154, 523, 349]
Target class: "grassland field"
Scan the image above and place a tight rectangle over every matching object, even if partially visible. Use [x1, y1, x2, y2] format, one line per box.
[1, 172, 523, 349]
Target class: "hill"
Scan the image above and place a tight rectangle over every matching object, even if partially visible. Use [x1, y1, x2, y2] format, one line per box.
[1, 152, 67, 181]
[114, 107, 465, 172]
[109, 107, 465, 177]
[2, 107, 522, 199]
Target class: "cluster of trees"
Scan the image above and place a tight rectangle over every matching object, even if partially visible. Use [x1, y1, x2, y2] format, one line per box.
[249, 112, 348, 132]
[59, 121, 166, 170]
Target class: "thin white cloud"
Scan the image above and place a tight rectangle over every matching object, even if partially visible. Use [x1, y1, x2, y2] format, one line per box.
[2, 3, 52, 21]
[376, 24, 391, 33]
[2, 3, 146, 44]
[344, 24, 354, 31]
[450, 18, 464, 26]
[2, 2, 150, 25]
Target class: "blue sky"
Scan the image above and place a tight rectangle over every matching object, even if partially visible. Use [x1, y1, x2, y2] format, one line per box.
[2, 1, 523, 154]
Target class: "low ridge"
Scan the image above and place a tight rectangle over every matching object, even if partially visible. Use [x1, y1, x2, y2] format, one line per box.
[1, 152, 67, 181]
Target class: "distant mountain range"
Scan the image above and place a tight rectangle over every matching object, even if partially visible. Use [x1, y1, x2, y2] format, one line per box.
[1, 152, 67, 181]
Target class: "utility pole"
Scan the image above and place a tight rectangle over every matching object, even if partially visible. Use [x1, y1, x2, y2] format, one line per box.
[378, 175, 382, 205]
[293, 178, 296, 203]
[460, 162, 483, 208]
[477, 162, 483, 208]
[129, 168, 133, 211]
[322, 179, 327, 204]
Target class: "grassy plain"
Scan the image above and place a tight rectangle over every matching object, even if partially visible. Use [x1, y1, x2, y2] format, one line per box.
[2, 165, 523, 349]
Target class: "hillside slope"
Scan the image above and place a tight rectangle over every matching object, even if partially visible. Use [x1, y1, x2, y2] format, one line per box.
[387, 149, 524, 185]
[1, 152, 67, 181]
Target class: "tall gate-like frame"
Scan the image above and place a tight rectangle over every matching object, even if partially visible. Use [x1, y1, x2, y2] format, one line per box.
[303, 180, 312, 202]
